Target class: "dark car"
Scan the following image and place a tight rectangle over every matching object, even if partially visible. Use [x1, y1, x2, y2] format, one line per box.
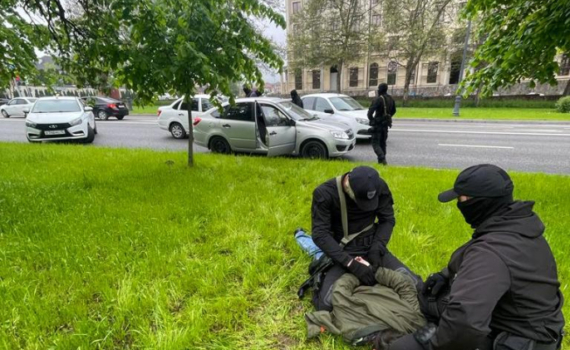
[81, 96, 129, 120]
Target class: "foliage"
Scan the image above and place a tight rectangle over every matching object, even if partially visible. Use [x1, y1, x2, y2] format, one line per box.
[555, 96, 570, 113]
[0, 143, 568, 348]
[463, 0, 570, 96]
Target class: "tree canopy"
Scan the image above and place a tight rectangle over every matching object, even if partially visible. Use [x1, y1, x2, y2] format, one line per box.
[464, 0, 570, 96]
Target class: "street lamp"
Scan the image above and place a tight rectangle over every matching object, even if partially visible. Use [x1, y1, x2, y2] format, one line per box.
[453, 20, 472, 117]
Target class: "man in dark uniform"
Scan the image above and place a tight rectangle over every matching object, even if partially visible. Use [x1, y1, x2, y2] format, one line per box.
[368, 83, 396, 165]
[382, 164, 565, 350]
[310, 166, 396, 311]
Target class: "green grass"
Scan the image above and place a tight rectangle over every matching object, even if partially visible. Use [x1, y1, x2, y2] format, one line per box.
[395, 107, 569, 121]
[131, 105, 161, 115]
[355, 98, 558, 109]
[0, 143, 568, 349]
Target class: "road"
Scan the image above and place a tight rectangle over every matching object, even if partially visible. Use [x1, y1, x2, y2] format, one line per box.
[1, 116, 569, 174]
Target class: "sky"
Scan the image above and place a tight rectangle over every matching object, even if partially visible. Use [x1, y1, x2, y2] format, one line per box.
[260, 18, 287, 83]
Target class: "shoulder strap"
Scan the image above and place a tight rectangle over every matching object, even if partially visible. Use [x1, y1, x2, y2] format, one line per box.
[380, 95, 388, 117]
[336, 176, 375, 247]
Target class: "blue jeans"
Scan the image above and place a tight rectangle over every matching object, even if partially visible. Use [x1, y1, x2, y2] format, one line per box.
[295, 229, 323, 260]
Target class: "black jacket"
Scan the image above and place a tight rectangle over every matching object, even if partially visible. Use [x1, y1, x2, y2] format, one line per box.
[291, 91, 304, 108]
[431, 201, 564, 350]
[311, 174, 395, 267]
[367, 93, 396, 126]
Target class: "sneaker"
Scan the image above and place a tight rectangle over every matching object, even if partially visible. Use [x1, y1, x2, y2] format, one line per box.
[378, 159, 388, 166]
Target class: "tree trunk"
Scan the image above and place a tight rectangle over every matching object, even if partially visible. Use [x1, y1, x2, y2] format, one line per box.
[563, 79, 570, 96]
[402, 62, 415, 107]
[185, 94, 194, 167]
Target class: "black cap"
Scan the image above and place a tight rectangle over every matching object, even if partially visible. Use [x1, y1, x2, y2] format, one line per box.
[438, 164, 514, 203]
[348, 166, 383, 211]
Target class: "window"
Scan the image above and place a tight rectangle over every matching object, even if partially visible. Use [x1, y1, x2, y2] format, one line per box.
[180, 99, 199, 111]
[329, 96, 365, 111]
[222, 103, 254, 122]
[295, 69, 303, 90]
[303, 97, 316, 109]
[387, 61, 397, 86]
[312, 70, 321, 90]
[369, 63, 379, 87]
[560, 54, 570, 76]
[315, 98, 333, 112]
[260, 105, 290, 127]
[449, 60, 461, 84]
[201, 98, 213, 112]
[32, 100, 81, 113]
[349, 67, 359, 87]
[427, 62, 439, 83]
[172, 100, 181, 110]
[292, 1, 301, 14]
[372, 14, 381, 26]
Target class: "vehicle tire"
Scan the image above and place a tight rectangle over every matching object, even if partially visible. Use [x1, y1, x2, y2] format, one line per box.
[210, 136, 232, 154]
[1, 110, 9, 118]
[169, 122, 187, 139]
[84, 124, 95, 144]
[116, 115, 124, 120]
[97, 110, 109, 120]
[301, 140, 328, 159]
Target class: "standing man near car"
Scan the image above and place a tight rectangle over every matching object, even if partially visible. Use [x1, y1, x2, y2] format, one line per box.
[368, 83, 396, 165]
[382, 164, 565, 350]
[309, 166, 397, 311]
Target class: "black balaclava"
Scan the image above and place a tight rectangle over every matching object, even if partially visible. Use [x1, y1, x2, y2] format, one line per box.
[378, 83, 388, 95]
[291, 89, 298, 99]
[243, 86, 251, 96]
[457, 195, 513, 229]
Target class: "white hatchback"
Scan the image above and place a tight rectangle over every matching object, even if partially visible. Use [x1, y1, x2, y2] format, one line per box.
[157, 95, 214, 139]
[302, 93, 371, 139]
[1, 97, 37, 118]
[25, 97, 97, 143]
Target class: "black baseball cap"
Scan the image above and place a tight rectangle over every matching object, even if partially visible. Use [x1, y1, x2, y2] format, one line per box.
[438, 164, 514, 203]
[348, 166, 383, 211]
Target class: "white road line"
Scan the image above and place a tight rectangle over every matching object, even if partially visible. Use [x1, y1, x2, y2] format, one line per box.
[439, 144, 514, 149]
[391, 128, 570, 137]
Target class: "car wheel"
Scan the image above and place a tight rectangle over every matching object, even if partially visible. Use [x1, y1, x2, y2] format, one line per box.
[83, 124, 95, 144]
[169, 123, 187, 139]
[1, 110, 9, 118]
[97, 110, 109, 120]
[301, 140, 328, 159]
[210, 136, 232, 154]
[116, 115, 124, 120]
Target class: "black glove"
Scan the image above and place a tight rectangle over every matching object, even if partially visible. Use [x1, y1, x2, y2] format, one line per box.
[347, 259, 377, 286]
[422, 272, 448, 297]
[413, 323, 437, 350]
[367, 244, 388, 270]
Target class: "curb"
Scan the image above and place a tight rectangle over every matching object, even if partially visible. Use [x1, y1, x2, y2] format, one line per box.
[396, 118, 570, 125]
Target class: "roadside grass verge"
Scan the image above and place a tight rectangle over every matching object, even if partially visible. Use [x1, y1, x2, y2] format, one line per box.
[0, 143, 568, 349]
[394, 107, 568, 121]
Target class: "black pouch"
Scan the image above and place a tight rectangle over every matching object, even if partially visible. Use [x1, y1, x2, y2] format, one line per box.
[494, 332, 536, 350]
[308, 254, 333, 276]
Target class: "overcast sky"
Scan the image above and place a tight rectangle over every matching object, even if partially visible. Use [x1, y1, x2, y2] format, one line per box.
[261, 18, 287, 83]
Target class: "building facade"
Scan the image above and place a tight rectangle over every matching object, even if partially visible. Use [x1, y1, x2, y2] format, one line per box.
[282, 0, 570, 97]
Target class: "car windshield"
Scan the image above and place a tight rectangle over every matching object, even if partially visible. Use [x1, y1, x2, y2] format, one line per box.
[278, 101, 318, 121]
[329, 97, 365, 111]
[32, 100, 81, 113]
[28, 98, 37, 103]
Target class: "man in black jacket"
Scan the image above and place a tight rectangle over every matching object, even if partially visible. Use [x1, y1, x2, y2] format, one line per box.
[310, 166, 397, 311]
[385, 164, 565, 350]
[368, 83, 396, 165]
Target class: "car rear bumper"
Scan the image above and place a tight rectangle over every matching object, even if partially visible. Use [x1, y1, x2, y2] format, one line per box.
[107, 108, 129, 116]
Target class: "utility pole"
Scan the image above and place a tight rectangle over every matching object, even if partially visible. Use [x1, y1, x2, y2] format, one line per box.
[453, 20, 472, 117]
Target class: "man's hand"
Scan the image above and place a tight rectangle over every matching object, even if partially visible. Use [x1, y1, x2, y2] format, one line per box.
[347, 259, 376, 286]
[367, 244, 388, 270]
[422, 272, 448, 297]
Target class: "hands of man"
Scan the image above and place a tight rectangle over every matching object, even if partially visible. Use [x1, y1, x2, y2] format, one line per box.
[367, 244, 388, 270]
[347, 259, 377, 286]
[422, 272, 448, 297]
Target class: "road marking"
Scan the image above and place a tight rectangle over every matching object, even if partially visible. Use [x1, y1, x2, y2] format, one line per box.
[391, 128, 570, 137]
[438, 143, 514, 149]
[0, 119, 157, 125]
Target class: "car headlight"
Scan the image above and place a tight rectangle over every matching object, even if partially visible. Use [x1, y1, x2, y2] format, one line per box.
[356, 118, 369, 125]
[26, 120, 37, 128]
[330, 130, 349, 139]
[69, 117, 83, 126]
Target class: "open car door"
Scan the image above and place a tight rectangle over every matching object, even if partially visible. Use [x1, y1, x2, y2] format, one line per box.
[257, 103, 296, 157]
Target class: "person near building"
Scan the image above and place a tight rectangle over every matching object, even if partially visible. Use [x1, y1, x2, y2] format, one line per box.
[367, 83, 396, 165]
[291, 89, 304, 108]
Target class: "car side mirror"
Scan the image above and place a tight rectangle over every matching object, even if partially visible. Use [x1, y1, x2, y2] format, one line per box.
[84, 107, 93, 112]
[324, 109, 334, 114]
[23, 108, 30, 114]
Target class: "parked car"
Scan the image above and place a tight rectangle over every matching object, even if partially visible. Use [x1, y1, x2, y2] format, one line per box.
[0, 98, 10, 106]
[1, 97, 38, 118]
[158, 95, 215, 139]
[25, 97, 97, 143]
[81, 96, 129, 120]
[302, 93, 371, 139]
[193, 97, 356, 159]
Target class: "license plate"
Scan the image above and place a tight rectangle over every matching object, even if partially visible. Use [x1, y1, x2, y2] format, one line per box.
[118, 105, 125, 108]
[45, 130, 65, 135]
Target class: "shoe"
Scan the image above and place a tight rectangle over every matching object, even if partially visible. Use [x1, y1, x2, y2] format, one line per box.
[378, 159, 388, 166]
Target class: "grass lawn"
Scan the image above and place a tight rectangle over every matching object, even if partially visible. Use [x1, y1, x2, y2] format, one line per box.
[395, 107, 569, 121]
[0, 143, 568, 349]
[131, 105, 160, 115]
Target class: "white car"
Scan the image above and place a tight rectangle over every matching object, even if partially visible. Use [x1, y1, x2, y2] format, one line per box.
[157, 95, 215, 139]
[25, 97, 97, 143]
[302, 93, 371, 139]
[1, 97, 37, 118]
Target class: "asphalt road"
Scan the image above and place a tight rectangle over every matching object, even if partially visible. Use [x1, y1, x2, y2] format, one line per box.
[1, 116, 569, 174]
